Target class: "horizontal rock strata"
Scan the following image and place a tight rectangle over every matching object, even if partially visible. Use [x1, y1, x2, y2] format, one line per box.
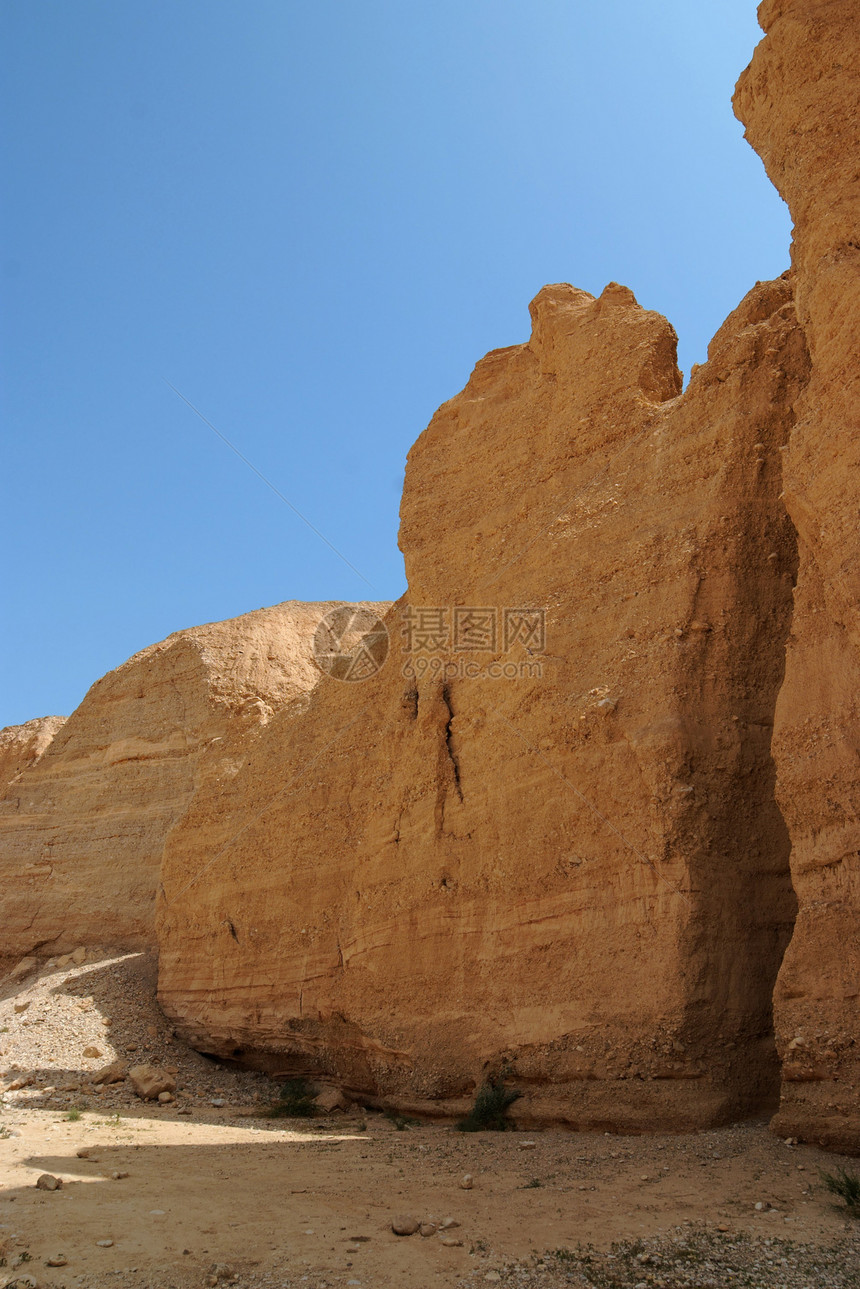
[157, 273, 808, 1130]
[0, 603, 386, 956]
[0, 716, 66, 793]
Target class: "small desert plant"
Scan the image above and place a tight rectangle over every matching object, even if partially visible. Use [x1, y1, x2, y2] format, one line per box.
[260, 1077, 317, 1118]
[65, 1107, 82, 1122]
[523, 1176, 542, 1188]
[456, 1077, 521, 1132]
[385, 1109, 418, 1131]
[820, 1166, 860, 1213]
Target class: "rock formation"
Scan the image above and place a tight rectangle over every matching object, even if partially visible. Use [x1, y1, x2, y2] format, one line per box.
[0, 717, 66, 794]
[734, 0, 860, 1153]
[5, 0, 858, 1149]
[0, 603, 386, 957]
[157, 271, 808, 1130]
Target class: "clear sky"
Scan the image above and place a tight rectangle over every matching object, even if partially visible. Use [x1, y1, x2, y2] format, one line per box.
[1, 1, 789, 728]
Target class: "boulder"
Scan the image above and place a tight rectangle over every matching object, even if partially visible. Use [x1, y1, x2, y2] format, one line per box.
[128, 1065, 176, 1101]
[92, 1060, 127, 1085]
[313, 1086, 350, 1113]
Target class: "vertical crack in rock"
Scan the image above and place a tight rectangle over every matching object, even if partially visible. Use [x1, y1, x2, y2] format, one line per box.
[675, 295, 807, 1117]
[402, 685, 419, 721]
[441, 683, 463, 802]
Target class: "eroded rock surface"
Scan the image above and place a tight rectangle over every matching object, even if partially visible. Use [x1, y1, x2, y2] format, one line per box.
[7, 0, 858, 1148]
[734, 0, 860, 1152]
[158, 274, 807, 1130]
[0, 717, 66, 793]
[0, 603, 385, 956]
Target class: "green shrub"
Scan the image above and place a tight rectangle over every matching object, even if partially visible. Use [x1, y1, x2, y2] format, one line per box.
[259, 1077, 317, 1119]
[821, 1166, 860, 1213]
[456, 1078, 521, 1132]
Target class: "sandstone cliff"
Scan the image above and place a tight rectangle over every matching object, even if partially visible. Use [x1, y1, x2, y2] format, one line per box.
[0, 717, 66, 794]
[157, 273, 808, 1130]
[734, 0, 860, 1152]
[0, 603, 385, 957]
[9, 0, 858, 1149]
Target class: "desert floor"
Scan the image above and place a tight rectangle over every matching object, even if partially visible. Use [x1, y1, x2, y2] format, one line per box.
[1, 952, 858, 1288]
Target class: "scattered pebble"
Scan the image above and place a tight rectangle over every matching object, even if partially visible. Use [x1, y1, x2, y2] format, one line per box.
[391, 1215, 420, 1236]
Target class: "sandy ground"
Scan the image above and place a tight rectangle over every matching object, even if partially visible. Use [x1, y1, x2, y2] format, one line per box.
[1, 953, 859, 1288]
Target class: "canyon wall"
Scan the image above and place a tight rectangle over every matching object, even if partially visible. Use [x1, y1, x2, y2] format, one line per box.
[0, 717, 66, 795]
[4, 0, 857, 1148]
[734, 0, 860, 1153]
[157, 273, 808, 1129]
[0, 603, 382, 957]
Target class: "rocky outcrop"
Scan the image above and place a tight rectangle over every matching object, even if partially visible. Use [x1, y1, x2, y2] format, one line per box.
[157, 273, 808, 1129]
[0, 603, 385, 957]
[6, 0, 855, 1147]
[734, 0, 860, 1152]
[0, 717, 66, 793]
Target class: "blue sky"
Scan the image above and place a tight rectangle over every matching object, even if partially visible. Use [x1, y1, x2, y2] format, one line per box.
[1, 1, 789, 727]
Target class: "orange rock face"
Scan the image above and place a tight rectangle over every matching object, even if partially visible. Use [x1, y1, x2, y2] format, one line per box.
[5, 0, 856, 1147]
[734, 0, 860, 1152]
[0, 603, 384, 957]
[0, 716, 66, 794]
[157, 274, 808, 1129]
